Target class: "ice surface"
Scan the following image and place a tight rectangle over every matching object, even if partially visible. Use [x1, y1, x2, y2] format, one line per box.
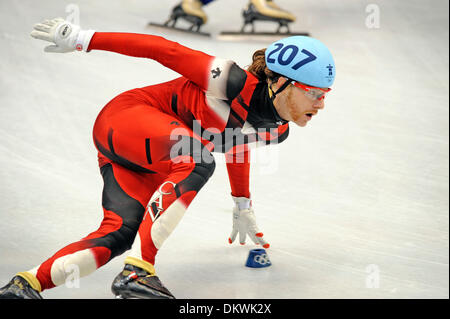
[0, 0, 448, 299]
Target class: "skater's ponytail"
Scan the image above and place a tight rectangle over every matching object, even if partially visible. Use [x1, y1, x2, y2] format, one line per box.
[248, 49, 279, 83]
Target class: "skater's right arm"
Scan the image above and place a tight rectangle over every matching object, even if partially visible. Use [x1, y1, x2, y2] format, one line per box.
[88, 32, 214, 91]
[31, 18, 247, 99]
[89, 32, 248, 100]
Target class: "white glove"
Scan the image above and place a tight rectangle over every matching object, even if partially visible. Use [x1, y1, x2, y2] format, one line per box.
[30, 17, 95, 53]
[228, 196, 269, 248]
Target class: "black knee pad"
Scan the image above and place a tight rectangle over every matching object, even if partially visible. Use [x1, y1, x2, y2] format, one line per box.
[170, 137, 216, 195]
[194, 155, 216, 183]
[99, 222, 140, 259]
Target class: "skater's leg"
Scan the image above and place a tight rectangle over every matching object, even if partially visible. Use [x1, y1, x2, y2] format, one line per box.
[112, 140, 215, 299]
[17, 158, 159, 292]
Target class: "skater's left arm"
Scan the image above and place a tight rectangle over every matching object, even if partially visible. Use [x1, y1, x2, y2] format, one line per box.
[225, 149, 269, 248]
[225, 149, 250, 199]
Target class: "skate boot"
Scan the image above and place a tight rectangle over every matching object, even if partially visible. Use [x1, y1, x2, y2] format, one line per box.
[111, 263, 175, 299]
[0, 275, 43, 299]
[242, 0, 296, 33]
[165, 0, 208, 33]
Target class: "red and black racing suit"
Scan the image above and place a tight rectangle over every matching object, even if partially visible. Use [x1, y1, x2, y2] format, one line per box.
[31, 33, 290, 291]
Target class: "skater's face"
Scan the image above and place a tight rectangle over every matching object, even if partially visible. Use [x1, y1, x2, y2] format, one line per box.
[271, 77, 327, 127]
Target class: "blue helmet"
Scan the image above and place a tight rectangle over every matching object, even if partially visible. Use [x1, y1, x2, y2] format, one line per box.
[265, 36, 335, 88]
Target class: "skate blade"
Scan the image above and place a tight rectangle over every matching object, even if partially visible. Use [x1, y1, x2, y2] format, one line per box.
[113, 291, 174, 299]
[114, 294, 141, 299]
[217, 31, 310, 42]
[148, 22, 211, 37]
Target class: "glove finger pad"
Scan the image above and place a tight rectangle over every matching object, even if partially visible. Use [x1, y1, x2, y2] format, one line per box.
[30, 30, 52, 41]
